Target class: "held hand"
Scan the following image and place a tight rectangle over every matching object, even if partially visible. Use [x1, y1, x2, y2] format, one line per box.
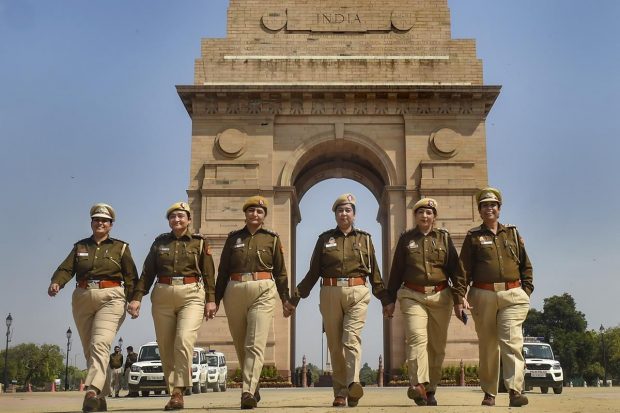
[48, 283, 60, 297]
[205, 302, 217, 320]
[383, 303, 395, 319]
[282, 300, 296, 318]
[127, 300, 141, 319]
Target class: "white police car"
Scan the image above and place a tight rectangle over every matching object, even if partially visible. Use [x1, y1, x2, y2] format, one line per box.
[127, 341, 166, 397]
[523, 337, 564, 394]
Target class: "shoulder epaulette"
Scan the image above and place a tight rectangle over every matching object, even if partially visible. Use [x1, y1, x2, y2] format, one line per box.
[400, 228, 415, 237]
[319, 229, 335, 238]
[355, 227, 370, 235]
[75, 237, 91, 245]
[109, 237, 128, 245]
[261, 227, 279, 237]
[228, 228, 244, 236]
[504, 224, 517, 229]
[191, 233, 207, 240]
[436, 227, 449, 233]
[467, 225, 484, 234]
[155, 232, 170, 241]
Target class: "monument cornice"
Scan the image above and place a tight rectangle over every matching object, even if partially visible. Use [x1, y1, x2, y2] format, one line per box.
[177, 84, 500, 119]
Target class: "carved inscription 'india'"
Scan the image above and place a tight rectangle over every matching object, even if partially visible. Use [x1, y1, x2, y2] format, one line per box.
[316, 12, 362, 25]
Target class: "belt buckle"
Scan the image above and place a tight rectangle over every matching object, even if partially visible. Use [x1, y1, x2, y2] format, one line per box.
[424, 286, 436, 294]
[493, 282, 506, 292]
[171, 277, 184, 286]
[241, 273, 254, 282]
[87, 280, 100, 289]
[336, 278, 349, 287]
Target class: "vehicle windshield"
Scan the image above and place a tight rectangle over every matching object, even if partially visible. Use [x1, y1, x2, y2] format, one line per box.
[207, 356, 218, 367]
[139, 345, 161, 362]
[193, 351, 199, 364]
[523, 344, 554, 359]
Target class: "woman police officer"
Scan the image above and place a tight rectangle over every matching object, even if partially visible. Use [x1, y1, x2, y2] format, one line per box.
[127, 202, 216, 411]
[214, 196, 294, 410]
[385, 198, 465, 406]
[48, 203, 138, 413]
[290, 193, 391, 408]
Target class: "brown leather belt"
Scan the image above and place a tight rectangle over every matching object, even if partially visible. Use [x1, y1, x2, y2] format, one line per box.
[158, 276, 200, 285]
[230, 272, 272, 282]
[77, 279, 122, 289]
[322, 277, 367, 287]
[404, 281, 448, 294]
[472, 280, 521, 292]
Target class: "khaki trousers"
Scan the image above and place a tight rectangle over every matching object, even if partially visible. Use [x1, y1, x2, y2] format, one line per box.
[72, 286, 126, 398]
[223, 279, 276, 394]
[468, 286, 530, 396]
[109, 367, 122, 395]
[320, 284, 370, 398]
[397, 287, 452, 392]
[151, 282, 205, 394]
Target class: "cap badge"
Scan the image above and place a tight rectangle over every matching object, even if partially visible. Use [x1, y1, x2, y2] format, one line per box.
[346, 194, 353, 201]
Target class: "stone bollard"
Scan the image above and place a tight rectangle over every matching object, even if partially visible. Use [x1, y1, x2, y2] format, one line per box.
[459, 360, 465, 386]
[302, 355, 307, 388]
[377, 355, 384, 387]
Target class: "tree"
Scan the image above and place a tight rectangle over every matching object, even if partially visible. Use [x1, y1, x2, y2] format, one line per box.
[359, 362, 377, 385]
[0, 343, 65, 388]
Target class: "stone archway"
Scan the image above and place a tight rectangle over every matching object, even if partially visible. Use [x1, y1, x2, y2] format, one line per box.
[177, 0, 500, 378]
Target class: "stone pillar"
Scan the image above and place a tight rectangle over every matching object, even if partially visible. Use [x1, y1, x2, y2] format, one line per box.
[377, 355, 384, 387]
[302, 355, 307, 388]
[459, 359, 465, 386]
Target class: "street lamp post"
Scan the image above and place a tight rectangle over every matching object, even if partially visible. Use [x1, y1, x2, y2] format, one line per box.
[3, 313, 13, 392]
[65, 328, 72, 391]
[599, 324, 607, 385]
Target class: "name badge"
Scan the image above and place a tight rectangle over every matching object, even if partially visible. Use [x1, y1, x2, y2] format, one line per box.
[159, 247, 170, 252]
[408, 240, 418, 249]
[481, 241, 493, 245]
[77, 252, 89, 257]
[325, 242, 337, 248]
[233, 238, 245, 249]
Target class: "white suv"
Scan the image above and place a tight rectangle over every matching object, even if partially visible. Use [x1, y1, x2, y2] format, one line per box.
[205, 350, 227, 392]
[523, 338, 564, 394]
[191, 348, 209, 394]
[127, 341, 167, 397]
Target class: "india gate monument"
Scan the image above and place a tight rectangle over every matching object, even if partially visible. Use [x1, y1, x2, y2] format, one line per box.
[177, 0, 500, 379]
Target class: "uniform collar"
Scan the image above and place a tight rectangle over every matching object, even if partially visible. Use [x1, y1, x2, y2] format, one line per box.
[480, 222, 506, 234]
[333, 226, 358, 236]
[170, 230, 192, 240]
[88, 236, 113, 244]
[412, 227, 439, 237]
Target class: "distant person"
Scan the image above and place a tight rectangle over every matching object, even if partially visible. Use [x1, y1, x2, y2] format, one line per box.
[291, 193, 391, 407]
[214, 196, 294, 409]
[127, 202, 216, 411]
[48, 203, 138, 412]
[457, 188, 533, 407]
[124, 346, 138, 396]
[108, 346, 123, 397]
[385, 198, 466, 406]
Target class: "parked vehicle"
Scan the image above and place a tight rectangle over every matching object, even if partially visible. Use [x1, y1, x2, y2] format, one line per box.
[127, 341, 167, 397]
[523, 337, 564, 394]
[205, 350, 227, 392]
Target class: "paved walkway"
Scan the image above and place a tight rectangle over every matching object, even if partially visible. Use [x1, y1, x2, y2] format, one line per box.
[0, 386, 618, 412]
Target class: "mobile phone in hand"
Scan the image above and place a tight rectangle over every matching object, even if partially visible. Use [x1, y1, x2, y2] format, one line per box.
[461, 310, 468, 325]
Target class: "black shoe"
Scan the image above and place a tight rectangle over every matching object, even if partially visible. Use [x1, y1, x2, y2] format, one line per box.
[241, 392, 257, 409]
[426, 391, 438, 406]
[82, 390, 99, 413]
[481, 392, 495, 406]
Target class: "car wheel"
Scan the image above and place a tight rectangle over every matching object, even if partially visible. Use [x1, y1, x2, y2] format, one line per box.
[156, 390, 163, 395]
[141, 390, 149, 397]
[200, 381, 207, 393]
[192, 382, 200, 394]
[553, 385, 563, 394]
[540, 386, 549, 394]
[220, 380, 226, 392]
[184, 388, 192, 396]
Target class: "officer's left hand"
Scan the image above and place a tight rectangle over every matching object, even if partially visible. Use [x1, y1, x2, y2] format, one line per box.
[282, 300, 296, 318]
[204, 302, 217, 320]
[383, 303, 395, 319]
[47, 283, 60, 297]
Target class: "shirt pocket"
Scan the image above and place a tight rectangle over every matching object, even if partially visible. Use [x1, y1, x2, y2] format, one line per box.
[404, 243, 422, 267]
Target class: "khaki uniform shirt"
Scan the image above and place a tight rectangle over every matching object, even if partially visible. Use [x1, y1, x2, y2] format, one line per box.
[291, 227, 390, 306]
[456, 223, 534, 296]
[51, 236, 138, 299]
[387, 227, 465, 304]
[124, 351, 138, 371]
[215, 226, 290, 305]
[109, 352, 123, 369]
[133, 230, 216, 302]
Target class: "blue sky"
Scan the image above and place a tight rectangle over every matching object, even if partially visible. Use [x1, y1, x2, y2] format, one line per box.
[1, 0, 618, 371]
